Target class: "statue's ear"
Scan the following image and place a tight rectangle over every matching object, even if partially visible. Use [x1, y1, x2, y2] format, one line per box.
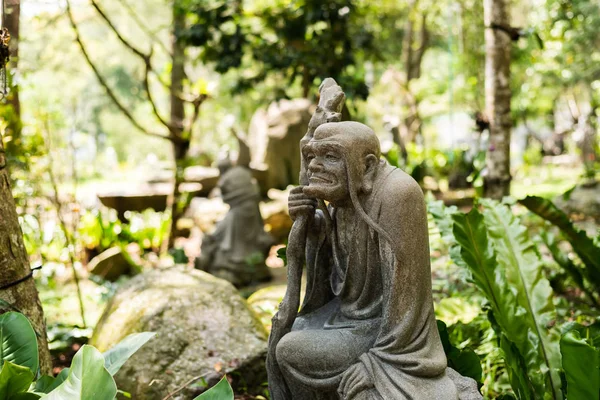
[362, 154, 379, 194]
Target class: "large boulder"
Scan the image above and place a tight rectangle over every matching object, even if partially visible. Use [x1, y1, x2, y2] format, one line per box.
[90, 267, 268, 399]
[248, 98, 314, 190]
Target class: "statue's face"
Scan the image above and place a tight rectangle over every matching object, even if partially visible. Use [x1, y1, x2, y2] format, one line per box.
[303, 142, 349, 204]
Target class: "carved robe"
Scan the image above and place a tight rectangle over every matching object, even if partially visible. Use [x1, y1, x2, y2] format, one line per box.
[275, 162, 459, 399]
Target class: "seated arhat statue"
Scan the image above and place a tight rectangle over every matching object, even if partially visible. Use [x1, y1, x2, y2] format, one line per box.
[195, 162, 274, 287]
[267, 79, 481, 400]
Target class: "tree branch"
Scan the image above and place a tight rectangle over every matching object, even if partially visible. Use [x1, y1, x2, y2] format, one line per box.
[142, 51, 173, 131]
[90, 0, 148, 60]
[66, 0, 172, 142]
[114, 0, 172, 56]
[184, 94, 208, 136]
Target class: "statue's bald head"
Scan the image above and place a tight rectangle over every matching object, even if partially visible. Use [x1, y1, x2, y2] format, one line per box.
[302, 121, 382, 206]
[311, 121, 380, 159]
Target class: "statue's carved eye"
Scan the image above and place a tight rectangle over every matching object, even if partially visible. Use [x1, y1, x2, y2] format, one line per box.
[325, 153, 339, 162]
[306, 153, 316, 162]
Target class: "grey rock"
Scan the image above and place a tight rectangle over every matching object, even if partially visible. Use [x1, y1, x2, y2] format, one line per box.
[90, 267, 268, 400]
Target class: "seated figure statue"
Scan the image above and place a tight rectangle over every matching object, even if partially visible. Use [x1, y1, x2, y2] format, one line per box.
[195, 164, 274, 287]
[270, 120, 481, 399]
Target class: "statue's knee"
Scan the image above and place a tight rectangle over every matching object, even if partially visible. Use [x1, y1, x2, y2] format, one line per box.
[275, 333, 301, 370]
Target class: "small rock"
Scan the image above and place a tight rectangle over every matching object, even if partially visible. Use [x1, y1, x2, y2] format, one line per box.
[88, 247, 133, 282]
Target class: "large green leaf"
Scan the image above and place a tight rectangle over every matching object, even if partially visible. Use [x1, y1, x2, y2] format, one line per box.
[41, 345, 116, 400]
[560, 330, 600, 400]
[32, 368, 68, 396]
[0, 361, 35, 399]
[480, 199, 562, 400]
[520, 195, 600, 293]
[193, 376, 234, 400]
[0, 313, 39, 374]
[452, 209, 534, 398]
[102, 332, 156, 376]
[427, 199, 467, 269]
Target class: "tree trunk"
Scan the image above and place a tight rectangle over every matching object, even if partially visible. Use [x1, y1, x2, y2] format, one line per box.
[4, 0, 21, 156]
[483, 0, 512, 199]
[0, 140, 52, 375]
[578, 112, 598, 179]
[400, 3, 428, 144]
[167, 2, 187, 250]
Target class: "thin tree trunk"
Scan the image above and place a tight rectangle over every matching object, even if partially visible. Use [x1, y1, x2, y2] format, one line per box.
[0, 140, 52, 375]
[483, 0, 512, 199]
[167, 2, 187, 250]
[400, 3, 428, 144]
[5, 0, 21, 156]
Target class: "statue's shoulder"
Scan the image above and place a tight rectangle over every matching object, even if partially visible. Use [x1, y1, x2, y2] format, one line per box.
[379, 166, 424, 204]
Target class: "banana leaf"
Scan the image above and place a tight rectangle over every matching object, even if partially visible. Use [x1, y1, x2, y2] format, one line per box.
[520, 195, 600, 294]
[480, 199, 562, 400]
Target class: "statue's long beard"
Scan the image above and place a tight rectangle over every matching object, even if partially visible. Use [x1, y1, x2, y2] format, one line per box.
[346, 168, 395, 249]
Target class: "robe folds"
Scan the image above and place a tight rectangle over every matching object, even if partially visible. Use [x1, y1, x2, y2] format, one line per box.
[275, 162, 459, 400]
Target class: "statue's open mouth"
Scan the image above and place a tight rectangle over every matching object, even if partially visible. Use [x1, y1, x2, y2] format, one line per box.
[309, 175, 333, 184]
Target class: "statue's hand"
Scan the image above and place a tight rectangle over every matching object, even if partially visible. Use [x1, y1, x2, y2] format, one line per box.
[338, 362, 374, 400]
[288, 186, 317, 221]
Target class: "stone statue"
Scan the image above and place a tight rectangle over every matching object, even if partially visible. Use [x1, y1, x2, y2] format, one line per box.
[195, 164, 274, 287]
[267, 79, 481, 400]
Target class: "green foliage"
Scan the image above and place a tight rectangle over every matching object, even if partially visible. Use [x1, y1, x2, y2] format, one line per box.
[479, 199, 562, 399]
[78, 209, 170, 254]
[437, 320, 482, 384]
[0, 312, 153, 400]
[385, 143, 484, 189]
[0, 361, 35, 400]
[451, 202, 562, 399]
[520, 195, 600, 298]
[102, 332, 156, 376]
[193, 376, 234, 400]
[182, 0, 374, 98]
[560, 325, 600, 400]
[431, 196, 600, 399]
[42, 345, 117, 400]
[0, 313, 39, 374]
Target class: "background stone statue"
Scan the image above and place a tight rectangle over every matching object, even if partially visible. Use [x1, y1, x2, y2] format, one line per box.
[267, 79, 481, 400]
[195, 164, 274, 287]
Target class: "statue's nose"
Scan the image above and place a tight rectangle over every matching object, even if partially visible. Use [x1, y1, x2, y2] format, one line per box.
[308, 157, 323, 172]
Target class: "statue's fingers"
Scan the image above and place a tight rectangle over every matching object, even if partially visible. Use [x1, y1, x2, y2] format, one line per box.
[290, 186, 305, 194]
[289, 191, 317, 201]
[338, 365, 361, 395]
[290, 205, 315, 215]
[289, 199, 317, 207]
[345, 379, 372, 400]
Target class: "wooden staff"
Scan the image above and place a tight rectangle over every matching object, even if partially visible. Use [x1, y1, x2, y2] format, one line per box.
[266, 78, 345, 399]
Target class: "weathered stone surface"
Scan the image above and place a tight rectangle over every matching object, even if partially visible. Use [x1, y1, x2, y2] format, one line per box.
[268, 79, 481, 399]
[247, 98, 313, 190]
[196, 166, 274, 287]
[90, 267, 268, 399]
[88, 247, 132, 282]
